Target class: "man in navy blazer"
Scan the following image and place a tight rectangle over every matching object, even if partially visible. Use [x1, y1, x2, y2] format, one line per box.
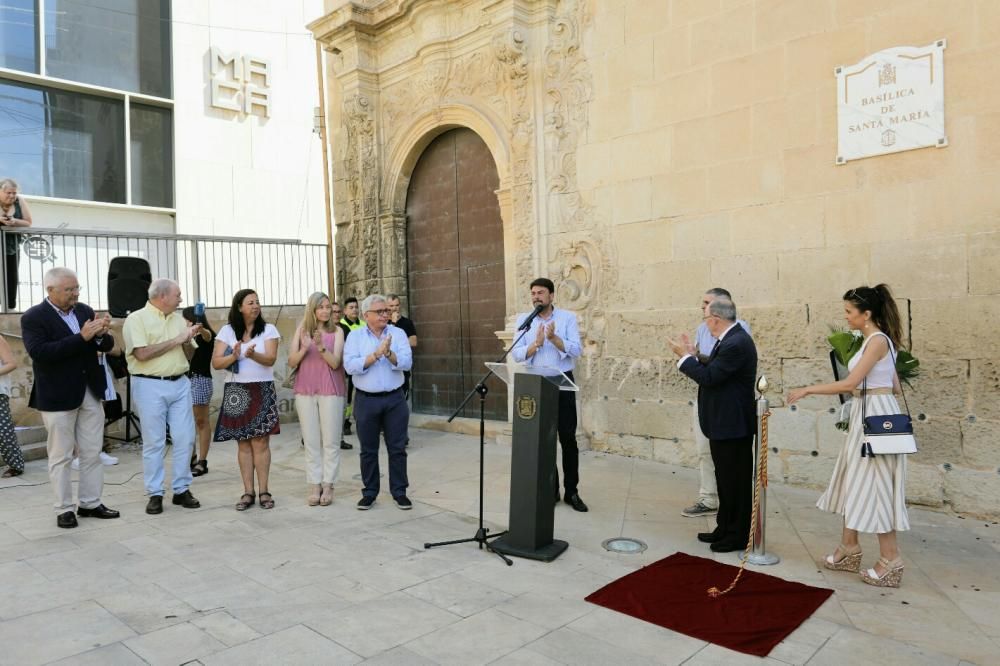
[21, 267, 120, 528]
[669, 298, 757, 552]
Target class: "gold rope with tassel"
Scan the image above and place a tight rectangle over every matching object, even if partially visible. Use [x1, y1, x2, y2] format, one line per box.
[707, 408, 770, 598]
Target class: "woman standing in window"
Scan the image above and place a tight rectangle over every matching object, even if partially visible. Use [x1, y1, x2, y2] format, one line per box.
[0, 179, 32, 309]
[212, 289, 281, 510]
[288, 292, 346, 506]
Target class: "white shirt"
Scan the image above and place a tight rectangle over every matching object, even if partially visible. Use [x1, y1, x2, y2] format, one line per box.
[851, 332, 896, 389]
[510, 307, 582, 373]
[217, 324, 281, 383]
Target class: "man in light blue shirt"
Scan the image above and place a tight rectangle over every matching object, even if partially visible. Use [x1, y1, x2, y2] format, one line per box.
[682, 287, 752, 519]
[343, 294, 413, 510]
[511, 278, 588, 512]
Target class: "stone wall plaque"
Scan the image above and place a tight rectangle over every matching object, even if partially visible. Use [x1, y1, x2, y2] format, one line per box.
[835, 40, 946, 164]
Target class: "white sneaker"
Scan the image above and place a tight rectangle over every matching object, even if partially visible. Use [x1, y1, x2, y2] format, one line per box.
[100, 452, 119, 466]
[70, 458, 80, 470]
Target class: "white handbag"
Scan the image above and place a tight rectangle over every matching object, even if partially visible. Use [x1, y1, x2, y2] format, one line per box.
[860, 342, 917, 457]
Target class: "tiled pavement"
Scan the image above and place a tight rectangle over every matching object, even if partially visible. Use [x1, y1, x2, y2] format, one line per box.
[0, 425, 997, 665]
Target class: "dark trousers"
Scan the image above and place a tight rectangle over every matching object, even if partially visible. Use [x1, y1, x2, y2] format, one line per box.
[345, 375, 354, 418]
[709, 436, 753, 544]
[552, 371, 580, 496]
[355, 388, 409, 498]
[3, 252, 18, 309]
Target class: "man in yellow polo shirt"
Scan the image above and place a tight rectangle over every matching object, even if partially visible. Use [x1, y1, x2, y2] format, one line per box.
[123, 278, 205, 515]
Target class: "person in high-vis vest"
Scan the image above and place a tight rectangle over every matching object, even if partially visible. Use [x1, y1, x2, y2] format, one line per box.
[340, 297, 364, 436]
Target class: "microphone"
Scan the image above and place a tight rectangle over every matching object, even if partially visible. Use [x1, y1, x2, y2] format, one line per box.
[518, 304, 545, 331]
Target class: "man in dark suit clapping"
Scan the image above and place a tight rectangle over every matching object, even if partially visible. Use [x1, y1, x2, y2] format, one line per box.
[21, 267, 120, 528]
[669, 299, 757, 553]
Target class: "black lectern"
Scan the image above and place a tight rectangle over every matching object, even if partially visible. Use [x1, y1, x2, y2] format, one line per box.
[491, 370, 575, 562]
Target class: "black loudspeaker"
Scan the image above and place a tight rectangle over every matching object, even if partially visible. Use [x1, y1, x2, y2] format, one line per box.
[108, 257, 151, 317]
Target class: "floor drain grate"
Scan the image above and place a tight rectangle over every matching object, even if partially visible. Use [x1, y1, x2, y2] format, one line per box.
[602, 537, 647, 554]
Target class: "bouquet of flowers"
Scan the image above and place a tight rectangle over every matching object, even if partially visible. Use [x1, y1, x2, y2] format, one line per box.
[828, 328, 920, 431]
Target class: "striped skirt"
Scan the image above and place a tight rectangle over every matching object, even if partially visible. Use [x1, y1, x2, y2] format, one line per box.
[816, 392, 910, 533]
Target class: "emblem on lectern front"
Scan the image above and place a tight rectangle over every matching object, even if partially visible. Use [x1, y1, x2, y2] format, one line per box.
[517, 395, 537, 420]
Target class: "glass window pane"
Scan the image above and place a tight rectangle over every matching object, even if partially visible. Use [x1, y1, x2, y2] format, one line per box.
[0, 78, 126, 203]
[45, 0, 171, 97]
[130, 103, 172, 207]
[0, 0, 38, 73]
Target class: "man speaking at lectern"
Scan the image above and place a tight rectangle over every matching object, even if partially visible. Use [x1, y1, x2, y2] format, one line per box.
[511, 278, 588, 512]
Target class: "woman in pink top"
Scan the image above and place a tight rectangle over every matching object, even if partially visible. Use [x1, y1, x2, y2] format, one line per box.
[288, 292, 346, 505]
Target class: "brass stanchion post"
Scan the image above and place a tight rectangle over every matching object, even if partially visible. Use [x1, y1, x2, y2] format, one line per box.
[746, 375, 780, 566]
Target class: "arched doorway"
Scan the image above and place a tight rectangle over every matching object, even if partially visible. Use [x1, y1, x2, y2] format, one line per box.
[406, 127, 507, 420]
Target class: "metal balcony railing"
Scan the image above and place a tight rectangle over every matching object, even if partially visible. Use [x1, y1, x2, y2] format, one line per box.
[1, 228, 330, 313]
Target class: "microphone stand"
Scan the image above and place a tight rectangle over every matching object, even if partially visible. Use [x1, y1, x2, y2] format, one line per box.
[424, 319, 537, 566]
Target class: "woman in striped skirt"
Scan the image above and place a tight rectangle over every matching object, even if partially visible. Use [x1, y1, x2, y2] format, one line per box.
[787, 284, 909, 588]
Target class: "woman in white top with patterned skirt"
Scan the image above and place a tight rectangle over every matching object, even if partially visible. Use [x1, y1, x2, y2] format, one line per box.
[212, 289, 281, 511]
[788, 284, 909, 588]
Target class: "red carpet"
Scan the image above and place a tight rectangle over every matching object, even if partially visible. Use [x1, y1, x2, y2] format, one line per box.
[585, 552, 833, 657]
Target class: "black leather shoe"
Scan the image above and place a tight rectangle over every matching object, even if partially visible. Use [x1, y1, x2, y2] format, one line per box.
[57, 511, 78, 528]
[340, 440, 353, 450]
[697, 531, 722, 543]
[710, 540, 745, 553]
[77, 504, 120, 519]
[146, 495, 164, 515]
[565, 494, 589, 512]
[172, 490, 201, 509]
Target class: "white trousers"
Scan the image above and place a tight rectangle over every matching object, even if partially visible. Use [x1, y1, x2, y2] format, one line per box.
[296, 394, 345, 485]
[42, 390, 105, 513]
[692, 400, 718, 508]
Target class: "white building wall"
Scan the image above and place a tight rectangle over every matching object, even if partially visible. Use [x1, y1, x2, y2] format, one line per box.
[171, 0, 327, 243]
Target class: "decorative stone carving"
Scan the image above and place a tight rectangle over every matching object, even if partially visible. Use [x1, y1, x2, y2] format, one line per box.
[554, 238, 599, 311]
[340, 92, 380, 294]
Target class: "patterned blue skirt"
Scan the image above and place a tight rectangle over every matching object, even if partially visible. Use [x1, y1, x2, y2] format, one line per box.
[213, 380, 280, 442]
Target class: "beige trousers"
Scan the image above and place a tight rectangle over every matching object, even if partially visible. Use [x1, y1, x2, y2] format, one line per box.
[295, 394, 345, 485]
[41, 390, 105, 513]
[692, 400, 719, 509]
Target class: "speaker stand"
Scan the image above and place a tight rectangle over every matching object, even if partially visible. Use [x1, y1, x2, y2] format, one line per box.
[106, 374, 141, 444]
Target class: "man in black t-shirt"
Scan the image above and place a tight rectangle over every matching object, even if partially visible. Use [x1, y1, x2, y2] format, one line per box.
[386, 294, 417, 398]
[330, 301, 353, 450]
[339, 297, 363, 436]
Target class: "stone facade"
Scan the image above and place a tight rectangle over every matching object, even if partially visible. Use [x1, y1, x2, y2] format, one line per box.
[310, 0, 1000, 518]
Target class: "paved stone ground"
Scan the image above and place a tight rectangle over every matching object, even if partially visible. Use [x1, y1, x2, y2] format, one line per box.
[0, 425, 996, 665]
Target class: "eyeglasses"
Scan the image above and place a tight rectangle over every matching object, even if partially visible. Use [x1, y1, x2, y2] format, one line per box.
[848, 289, 868, 304]
[367, 309, 390, 316]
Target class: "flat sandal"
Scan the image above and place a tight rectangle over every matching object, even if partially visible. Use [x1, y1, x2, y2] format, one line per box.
[259, 492, 275, 509]
[235, 492, 255, 511]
